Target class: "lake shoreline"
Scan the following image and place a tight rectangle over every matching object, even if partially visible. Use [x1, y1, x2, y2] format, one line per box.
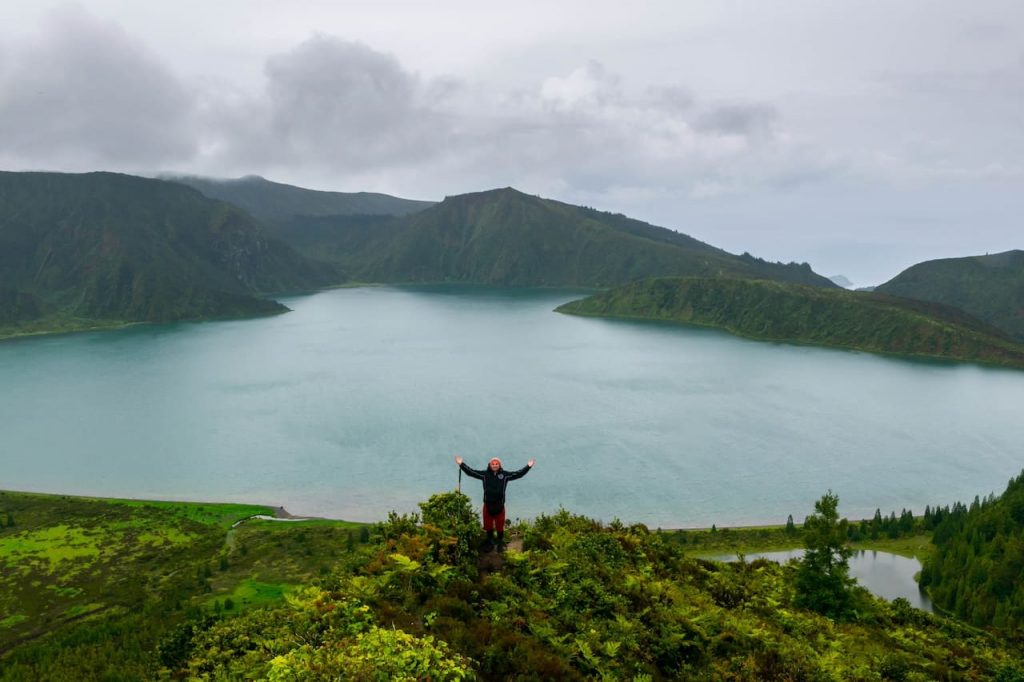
[0, 305, 292, 343]
[557, 305, 1024, 372]
[0, 487, 930, 559]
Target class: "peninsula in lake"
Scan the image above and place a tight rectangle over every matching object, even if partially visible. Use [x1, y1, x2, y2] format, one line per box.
[556, 277, 1024, 369]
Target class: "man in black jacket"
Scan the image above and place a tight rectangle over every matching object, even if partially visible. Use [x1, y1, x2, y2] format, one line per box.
[455, 455, 535, 552]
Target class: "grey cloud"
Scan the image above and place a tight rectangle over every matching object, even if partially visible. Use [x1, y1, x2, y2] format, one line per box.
[0, 7, 196, 169]
[858, 57, 1024, 184]
[208, 36, 450, 173]
[958, 21, 1014, 43]
[265, 37, 416, 146]
[694, 104, 778, 137]
[644, 85, 695, 112]
[447, 63, 802, 202]
[538, 60, 623, 111]
[0, 11, 828, 217]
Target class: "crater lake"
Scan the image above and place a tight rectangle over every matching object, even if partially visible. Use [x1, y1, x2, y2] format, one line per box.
[3, 285, 1022, 528]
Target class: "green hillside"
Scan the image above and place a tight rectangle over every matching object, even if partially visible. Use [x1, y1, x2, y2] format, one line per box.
[920, 470, 1024, 630]
[287, 187, 837, 288]
[0, 172, 342, 338]
[876, 250, 1024, 341]
[0, 490, 367, 680]
[556, 276, 1024, 368]
[167, 174, 435, 223]
[1, 490, 1021, 680]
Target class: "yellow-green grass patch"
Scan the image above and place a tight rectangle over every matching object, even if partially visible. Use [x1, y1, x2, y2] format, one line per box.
[850, 533, 933, 560]
[135, 527, 194, 547]
[1, 614, 28, 628]
[209, 579, 295, 611]
[0, 525, 101, 568]
[65, 603, 105, 618]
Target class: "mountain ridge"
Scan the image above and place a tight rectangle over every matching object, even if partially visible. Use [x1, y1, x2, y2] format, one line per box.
[876, 250, 1024, 341]
[279, 186, 837, 289]
[0, 171, 342, 338]
[166, 174, 435, 223]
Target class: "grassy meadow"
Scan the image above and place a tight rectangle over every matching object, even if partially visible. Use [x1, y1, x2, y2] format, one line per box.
[0, 490, 367, 679]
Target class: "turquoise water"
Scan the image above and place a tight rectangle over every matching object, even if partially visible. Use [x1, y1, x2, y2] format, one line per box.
[2, 285, 1023, 527]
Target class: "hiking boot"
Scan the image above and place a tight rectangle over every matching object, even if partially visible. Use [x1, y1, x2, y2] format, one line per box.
[480, 540, 494, 553]
[496, 541, 506, 553]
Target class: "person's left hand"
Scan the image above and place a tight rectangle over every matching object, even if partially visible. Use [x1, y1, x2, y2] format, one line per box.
[528, 458, 536, 467]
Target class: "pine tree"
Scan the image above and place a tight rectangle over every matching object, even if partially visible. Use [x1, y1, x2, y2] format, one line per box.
[887, 511, 900, 539]
[870, 508, 883, 540]
[795, 490, 854, 619]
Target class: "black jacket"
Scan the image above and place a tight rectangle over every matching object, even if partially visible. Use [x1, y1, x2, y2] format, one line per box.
[460, 462, 532, 513]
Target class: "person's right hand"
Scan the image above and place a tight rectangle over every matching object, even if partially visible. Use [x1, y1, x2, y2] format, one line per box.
[455, 455, 463, 465]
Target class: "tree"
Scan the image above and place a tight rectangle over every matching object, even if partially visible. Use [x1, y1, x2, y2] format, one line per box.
[794, 490, 855, 619]
[785, 514, 796, 535]
[418, 491, 480, 570]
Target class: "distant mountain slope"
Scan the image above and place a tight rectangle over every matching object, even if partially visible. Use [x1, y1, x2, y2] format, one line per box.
[167, 174, 435, 223]
[556, 277, 1024, 368]
[286, 187, 836, 288]
[0, 172, 341, 337]
[876, 250, 1024, 341]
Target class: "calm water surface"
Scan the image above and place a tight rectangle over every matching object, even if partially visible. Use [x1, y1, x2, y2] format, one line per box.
[3, 286, 1023, 527]
[713, 549, 933, 611]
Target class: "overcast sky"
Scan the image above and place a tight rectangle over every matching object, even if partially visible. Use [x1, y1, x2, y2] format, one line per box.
[1, 1, 1021, 285]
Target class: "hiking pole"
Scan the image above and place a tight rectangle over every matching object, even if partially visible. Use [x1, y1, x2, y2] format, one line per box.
[458, 465, 462, 493]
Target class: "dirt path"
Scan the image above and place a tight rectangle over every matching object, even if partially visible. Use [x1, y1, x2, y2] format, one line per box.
[229, 506, 327, 529]
[477, 536, 524, 577]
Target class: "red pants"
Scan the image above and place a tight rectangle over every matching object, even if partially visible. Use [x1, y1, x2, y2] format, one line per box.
[482, 504, 506, 532]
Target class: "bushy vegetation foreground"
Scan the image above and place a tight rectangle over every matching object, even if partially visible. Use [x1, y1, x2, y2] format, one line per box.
[0, 492, 366, 680]
[2, 489, 1023, 680]
[174, 495, 1021, 680]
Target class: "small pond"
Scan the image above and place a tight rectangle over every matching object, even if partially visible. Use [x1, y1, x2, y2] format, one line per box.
[712, 549, 933, 612]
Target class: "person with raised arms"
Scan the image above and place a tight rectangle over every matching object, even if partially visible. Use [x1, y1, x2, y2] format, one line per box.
[455, 455, 535, 552]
